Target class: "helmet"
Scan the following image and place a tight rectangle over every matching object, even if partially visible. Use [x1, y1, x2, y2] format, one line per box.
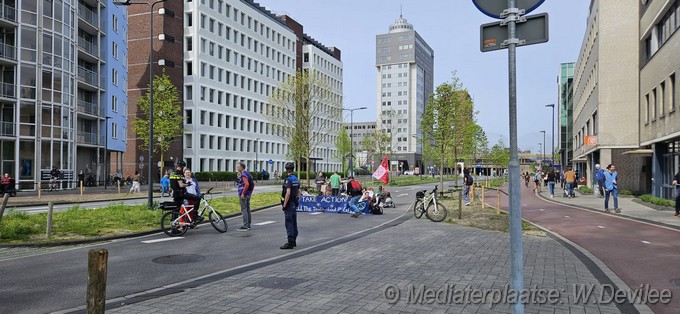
[284, 162, 295, 170]
[175, 160, 186, 167]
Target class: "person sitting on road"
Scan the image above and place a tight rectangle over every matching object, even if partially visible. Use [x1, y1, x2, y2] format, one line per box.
[0, 173, 12, 195]
[183, 168, 203, 222]
[300, 186, 312, 196]
[347, 177, 364, 218]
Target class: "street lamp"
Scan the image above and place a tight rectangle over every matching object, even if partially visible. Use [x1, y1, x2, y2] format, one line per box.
[539, 130, 546, 163]
[545, 104, 555, 169]
[114, 0, 167, 208]
[342, 107, 367, 177]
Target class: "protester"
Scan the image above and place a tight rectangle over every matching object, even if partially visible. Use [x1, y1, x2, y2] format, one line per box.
[329, 171, 341, 196]
[280, 162, 300, 249]
[0, 173, 12, 195]
[595, 164, 606, 198]
[603, 164, 620, 213]
[546, 170, 556, 198]
[315, 171, 326, 196]
[672, 167, 680, 217]
[160, 174, 170, 197]
[300, 186, 312, 196]
[237, 162, 253, 231]
[463, 168, 473, 206]
[347, 177, 364, 218]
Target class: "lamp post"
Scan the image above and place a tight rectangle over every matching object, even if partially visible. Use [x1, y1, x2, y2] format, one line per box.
[342, 107, 367, 177]
[113, 0, 167, 208]
[537, 143, 542, 162]
[539, 130, 546, 163]
[545, 104, 555, 169]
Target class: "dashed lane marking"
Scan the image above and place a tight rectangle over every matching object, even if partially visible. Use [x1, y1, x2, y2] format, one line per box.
[142, 237, 184, 244]
[641, 240, 651, 244]
[597, 226, 605, 229]
[397, 194, 409, 197]
[309, 212, 322, 215]
[564, 216, 570, 218]
[253, 221, 276, 226]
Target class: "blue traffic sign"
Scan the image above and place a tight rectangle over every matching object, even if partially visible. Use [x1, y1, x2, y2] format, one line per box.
[472, 0, 545, 19]
[268, 159, 273, 165]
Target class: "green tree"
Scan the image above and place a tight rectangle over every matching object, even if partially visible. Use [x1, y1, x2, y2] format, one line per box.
[489, 139, 510, 175]
[421, 73, 474, 188]
[132, 69, 183, 171]
[268, 69, 342, 186]
[335, 127, 351, 174]
[464, 123, 489, 167]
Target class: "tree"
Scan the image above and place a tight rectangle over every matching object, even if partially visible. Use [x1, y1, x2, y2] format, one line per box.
[464, 123, 489, 170]
[268, 69, 342, 187]
[335, 127, 351, 174]
[421, 73, 475, 188]
[132, 69, 183, 174]
[489, 139, 510, 176]
[378, 109, 400, 155]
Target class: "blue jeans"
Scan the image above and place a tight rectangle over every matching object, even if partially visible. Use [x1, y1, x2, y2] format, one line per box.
[161, 186, 169, 197]
[548, 181, 555, 195]
[463, 185, 470, 204]
[283, 206, 298, 242]
[348, 195, 362, 214]
[566, 182, 575, 197]
[605, 189, 618, 209]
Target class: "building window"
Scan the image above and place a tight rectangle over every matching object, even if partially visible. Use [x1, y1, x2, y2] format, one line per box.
[592, 111, 598, 135]
[113, 42, 118, 60]
[112, 69, 118, 86]
[112, 123, 118, 139]
[645, 93, 650, 124]
[113, 15, 118, 32]
[112, 95, 118, 112]
[186, 13, 192, 27]
[652, 87, 657, 121]
[660, 81, 666, 117]
[671, 73, 676, 112]
[186, 37, 192, 51]
[185, 109, 192, 124]
[186, 85, 192, 100]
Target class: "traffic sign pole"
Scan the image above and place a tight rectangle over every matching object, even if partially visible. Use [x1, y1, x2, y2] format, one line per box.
[506, 0, 524, 313]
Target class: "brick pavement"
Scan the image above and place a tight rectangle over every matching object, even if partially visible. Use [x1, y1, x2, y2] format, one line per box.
[108, 218, 625, 313]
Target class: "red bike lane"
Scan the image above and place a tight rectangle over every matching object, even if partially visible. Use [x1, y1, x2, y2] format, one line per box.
[485, 185, 680, 314]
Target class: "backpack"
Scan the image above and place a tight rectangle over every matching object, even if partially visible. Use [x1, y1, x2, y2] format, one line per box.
[466, 174, 474, 185]
[244, 172, 255, 192]
[349, 180, 362, 195]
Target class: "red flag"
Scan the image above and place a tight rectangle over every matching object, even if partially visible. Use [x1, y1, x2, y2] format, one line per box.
[372, 156, 390, 184]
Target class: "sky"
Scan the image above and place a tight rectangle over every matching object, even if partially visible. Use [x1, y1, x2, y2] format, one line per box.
[255, 0, 591, 154]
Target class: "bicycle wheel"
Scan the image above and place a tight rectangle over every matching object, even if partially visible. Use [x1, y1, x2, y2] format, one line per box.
[426, 202, 448, 222]
[413, 200, 424, 219]
[208, 209, 228, 233]
[161, 211, 188, 236]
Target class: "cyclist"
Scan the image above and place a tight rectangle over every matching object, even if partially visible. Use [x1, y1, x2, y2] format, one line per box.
[170, 160, 203, 223]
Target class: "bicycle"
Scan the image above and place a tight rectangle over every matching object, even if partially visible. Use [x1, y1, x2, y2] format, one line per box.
[160, 188, 228, 236]
[413, 185, 448, 222]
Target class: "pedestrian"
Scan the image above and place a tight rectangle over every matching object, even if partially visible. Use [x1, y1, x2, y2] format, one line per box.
[329, 170, 341, 196]
[564, 167, 576, 198]
[78, 170, 85, 188]
[280, 162, 300, 249]
[595, 164, 606, 198]
[560, 170, 565, 189]
[534, 172, 542, 193]
[0, 173, 11, 195]
[346, 176, 364, 218]
[672, 167, 680, 216]
[237, 162, 253, 231]
[524, 172, 530, 188]
[160, 174, 170, 197]
[546, 170, 556, 198]
[463, 168, 473, 205]
[315, 171, 326, 196]
[603, 164, 620, 213]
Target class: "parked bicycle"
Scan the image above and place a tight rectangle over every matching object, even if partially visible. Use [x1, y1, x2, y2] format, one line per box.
[160, 188, 228, 236]
[413, 185, 448, 222]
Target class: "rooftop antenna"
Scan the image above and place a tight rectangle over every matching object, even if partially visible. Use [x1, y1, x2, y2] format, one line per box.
[400, 4, 403, 18]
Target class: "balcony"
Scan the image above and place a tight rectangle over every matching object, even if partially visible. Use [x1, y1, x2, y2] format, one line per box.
[77, 131, 99, 145]
[77, 37, 98, 58]
[0, 82, 15, 99]
[77, 66, 99, 87]
[0, 4, 17, 25]
[0, 121, 14, 136]
[0, 42, 16, 63]
[77, 99, 98, 115]
[78, 3, 98, 28]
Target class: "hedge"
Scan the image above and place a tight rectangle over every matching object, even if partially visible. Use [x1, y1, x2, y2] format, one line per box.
[578, 186, 593, 194]
[193, 171, 340, 181]
[639, 194, 675, 207]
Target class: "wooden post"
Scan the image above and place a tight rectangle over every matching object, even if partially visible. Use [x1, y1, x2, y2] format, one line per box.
[87, 249, 108, 314]
[458, 188, 463, 220]
[481, 186, 486, 209]
[46, 202, 54, 238]
[471, 186, 476, 205]
[117, 181, 120, 194]
[80, 180, 84, 196]
[38, 182, 41, 199]
[0, 193, 9, 224]
[496, 189, 501, 215]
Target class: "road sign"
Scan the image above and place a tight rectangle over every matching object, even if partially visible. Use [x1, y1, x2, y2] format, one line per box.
[480, 13, 548, 52]
[139, 155, 144, 162]
[268, 159, 273, 165]
[472, 0, 545, 19]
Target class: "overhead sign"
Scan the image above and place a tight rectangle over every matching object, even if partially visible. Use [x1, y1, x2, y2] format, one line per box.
[472, 0, 545, 19]
[585, 136, 597, 146]
[480, 13, 549, 52]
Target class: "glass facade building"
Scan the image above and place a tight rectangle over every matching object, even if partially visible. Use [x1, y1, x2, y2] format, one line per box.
[558, 62, 574, 170]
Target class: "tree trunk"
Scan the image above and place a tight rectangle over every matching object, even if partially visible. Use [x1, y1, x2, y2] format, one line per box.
[306, 155, 311, 189]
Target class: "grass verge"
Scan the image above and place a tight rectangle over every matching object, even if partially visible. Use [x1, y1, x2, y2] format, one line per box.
[578, 186, 593, 194]
[439, 197, 544, 236]
[0, 192, 280, 243]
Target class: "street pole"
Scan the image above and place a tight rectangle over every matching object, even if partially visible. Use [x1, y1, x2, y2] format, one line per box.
[546, 104, 555, 169]
[114, 0, 167, 209]
[342, 107, 367, 177]
[540, 130, 546, 163]
[506, 1, 524, 312]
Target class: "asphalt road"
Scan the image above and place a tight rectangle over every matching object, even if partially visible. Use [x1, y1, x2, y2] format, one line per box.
[485, 183, 680, 314]
[0, 182, 444, 314]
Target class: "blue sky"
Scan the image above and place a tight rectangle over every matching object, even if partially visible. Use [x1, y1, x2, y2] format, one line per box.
[255, 0, 590, 153]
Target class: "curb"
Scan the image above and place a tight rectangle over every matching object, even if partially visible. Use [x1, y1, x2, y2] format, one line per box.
[6, 191, 230, 208]
[0, 204, 279, 248]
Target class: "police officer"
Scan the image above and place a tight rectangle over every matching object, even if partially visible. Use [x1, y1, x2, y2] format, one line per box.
[280, 162, 300, 250]
[169, 160, 202, 222]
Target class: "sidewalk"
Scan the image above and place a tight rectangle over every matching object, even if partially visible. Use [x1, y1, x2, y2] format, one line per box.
[536, 184, 680, 229]
[107, 218, 625, 313]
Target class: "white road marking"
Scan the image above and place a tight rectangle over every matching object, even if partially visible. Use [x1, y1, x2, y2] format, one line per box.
[564, 216, 570, 218]
[253, 221, 276, 226]
[539, 208, 545, 211]
[597, 226, 605, 229]
[309, 212, 322, 215]
[641, 240, 651, 244]
[397, 194, 408, 197]
[142, 237, 183, 244]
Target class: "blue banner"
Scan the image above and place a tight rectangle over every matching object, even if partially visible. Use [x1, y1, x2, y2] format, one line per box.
[296, 195, 371, 214]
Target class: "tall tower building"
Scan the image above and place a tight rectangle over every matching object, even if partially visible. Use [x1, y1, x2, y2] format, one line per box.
[558, 62, 574, 171]
[375, 14, 433, 172]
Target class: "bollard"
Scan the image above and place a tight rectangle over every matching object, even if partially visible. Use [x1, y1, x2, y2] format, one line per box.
[482, 186, 486, 209]
[0, 193, 9, 224]
[38, 182, 41, 199]
[471, 186, 476, 205]
[458, 189, 463, 220]
[80, 181, 84, 196]
[87, 249, 108, 314]
[117, 181, 121, 194]
[46, 202, 54, 238]
[496, 189, 501, 215]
